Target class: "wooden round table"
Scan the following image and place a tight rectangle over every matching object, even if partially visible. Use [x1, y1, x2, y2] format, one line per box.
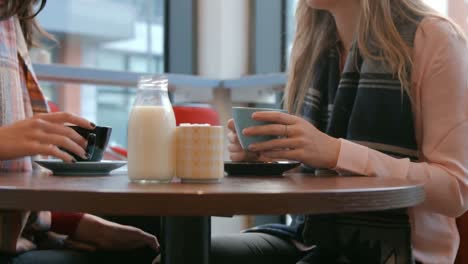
[0, 171, 425, 264]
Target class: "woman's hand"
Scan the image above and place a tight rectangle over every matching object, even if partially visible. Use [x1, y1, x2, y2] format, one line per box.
[243, 111, 341, 169]
[68, 214, 159, 252]
[227, 119, 273, 162]
[0, 112, 95, 162]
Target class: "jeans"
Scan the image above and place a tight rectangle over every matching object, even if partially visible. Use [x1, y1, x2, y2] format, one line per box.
[0, 248, 156, 264]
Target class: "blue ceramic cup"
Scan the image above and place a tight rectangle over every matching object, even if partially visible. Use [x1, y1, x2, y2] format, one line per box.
[232, 107, 287, 150]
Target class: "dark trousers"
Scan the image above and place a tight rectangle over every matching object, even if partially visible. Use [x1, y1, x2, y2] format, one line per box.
[211, 233, 423, 264]
[211, 233, 304, 264]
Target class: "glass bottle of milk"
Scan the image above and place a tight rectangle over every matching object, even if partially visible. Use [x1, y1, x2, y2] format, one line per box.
[128, 75, 176, 183]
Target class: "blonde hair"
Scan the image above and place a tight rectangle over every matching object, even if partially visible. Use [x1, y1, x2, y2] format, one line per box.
[285, 0, 466, 114]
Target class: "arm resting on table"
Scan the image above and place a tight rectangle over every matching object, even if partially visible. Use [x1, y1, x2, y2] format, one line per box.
[333, 19, 468, 218]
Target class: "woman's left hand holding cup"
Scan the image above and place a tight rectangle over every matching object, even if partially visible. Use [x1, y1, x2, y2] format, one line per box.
[227, 119, 273, 162]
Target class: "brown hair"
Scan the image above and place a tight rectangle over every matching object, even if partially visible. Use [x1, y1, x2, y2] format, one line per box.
[1, 0, 54, 48]
[285, 0, 466, 114]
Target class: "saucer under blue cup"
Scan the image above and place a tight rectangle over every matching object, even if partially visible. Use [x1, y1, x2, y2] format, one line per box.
[224, 161, 300, 176]
[232, 107, 287, 150]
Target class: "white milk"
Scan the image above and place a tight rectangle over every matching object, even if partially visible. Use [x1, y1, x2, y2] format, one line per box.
[127, 106, 176, 182]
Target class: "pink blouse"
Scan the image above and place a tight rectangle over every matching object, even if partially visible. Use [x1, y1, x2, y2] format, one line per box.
[334, 18, 468, 263]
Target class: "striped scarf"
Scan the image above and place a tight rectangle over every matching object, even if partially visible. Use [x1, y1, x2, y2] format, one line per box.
[298, 15, 422, 264]
[301, 47, 418, 162]
[0, 17, 50, 253]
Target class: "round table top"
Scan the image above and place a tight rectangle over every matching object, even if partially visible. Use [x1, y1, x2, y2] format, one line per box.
[0, 171, 425, 216]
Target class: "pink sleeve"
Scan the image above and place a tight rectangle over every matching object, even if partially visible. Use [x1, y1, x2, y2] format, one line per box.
[333, 18, 468, 218]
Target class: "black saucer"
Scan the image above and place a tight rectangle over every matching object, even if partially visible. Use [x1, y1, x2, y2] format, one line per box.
[224, 161, 300, 176]
[35, 159, 126, 176]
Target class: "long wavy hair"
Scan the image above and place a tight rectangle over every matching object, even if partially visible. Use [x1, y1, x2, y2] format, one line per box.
[0, 0, 53, 48]
[285, 0, 466, 114]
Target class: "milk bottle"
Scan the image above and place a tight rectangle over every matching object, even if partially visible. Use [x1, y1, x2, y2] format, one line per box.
[128, 76, 176, 183]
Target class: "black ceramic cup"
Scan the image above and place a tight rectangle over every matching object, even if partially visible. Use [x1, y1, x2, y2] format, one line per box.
[66, 126, 112, 162]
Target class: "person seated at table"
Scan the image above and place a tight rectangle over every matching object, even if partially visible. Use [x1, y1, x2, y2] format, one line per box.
[214, 0, 468, 263]
[0, 0, 159, 263]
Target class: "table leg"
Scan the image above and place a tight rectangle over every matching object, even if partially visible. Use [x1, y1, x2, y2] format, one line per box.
[161, 216, 211, 264]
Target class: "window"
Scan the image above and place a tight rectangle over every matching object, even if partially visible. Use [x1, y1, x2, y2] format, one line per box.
[285, 0, 299, 65]
[424, 0, 448, 15]
[33, 0, 165, 147]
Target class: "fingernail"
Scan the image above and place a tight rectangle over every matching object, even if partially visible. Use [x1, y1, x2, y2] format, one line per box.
[90, 122, 96, 128]
[248, 145, 256, 151]
[242, 129, 248, 135]
[71, 159, 77, 163]
[81, 153, 88, 160]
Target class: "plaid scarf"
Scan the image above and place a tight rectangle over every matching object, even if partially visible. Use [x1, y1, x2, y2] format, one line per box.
[298, 15, 422, 264]
[0, 16, 50, 253]
[0, 17, 49, 172]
